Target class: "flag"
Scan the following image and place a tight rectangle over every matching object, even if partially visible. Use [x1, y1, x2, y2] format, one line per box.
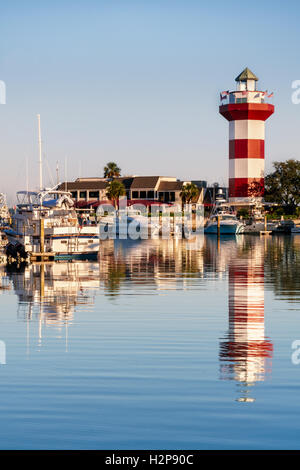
[221, 90, 229, 95]
[268, 92, 274, 98]
[254, 93, 260, 98]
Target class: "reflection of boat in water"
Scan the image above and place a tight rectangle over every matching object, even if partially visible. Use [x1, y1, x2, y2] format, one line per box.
[0, 263, 10, 292]
[5, 187, 100, 260]
[219, 240, 273, 402]
[6, 261, 101, 353]
[9, 262, 100, 330]
[205, 200, 244, 235]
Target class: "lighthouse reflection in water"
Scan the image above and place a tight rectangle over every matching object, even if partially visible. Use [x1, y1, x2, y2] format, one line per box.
[219, 241, 273, 402]
[5, 237, 273, 401]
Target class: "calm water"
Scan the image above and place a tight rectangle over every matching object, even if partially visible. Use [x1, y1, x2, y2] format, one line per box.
[0, 235, 299, 449]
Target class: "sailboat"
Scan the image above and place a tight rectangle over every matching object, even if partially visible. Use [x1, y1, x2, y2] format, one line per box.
[5, 116, 100, 260]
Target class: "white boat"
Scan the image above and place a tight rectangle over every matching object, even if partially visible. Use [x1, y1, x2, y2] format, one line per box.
[204, 201, 244, 235]
[5, 187, 100, 260]
[98, 207, 160, 238]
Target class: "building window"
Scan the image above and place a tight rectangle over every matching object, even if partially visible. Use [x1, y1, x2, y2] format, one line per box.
[132, 191, 139, 199]
[147, 191, 154, 199]
[126, 190, 130, 199]
[71, 191, 77, 199]
[159, 192, 164, 201]
[89, 191, 99, 199]
[170, 192, 175, 202]
[79, 191, 87, 199]
[140, 191, 146, 199]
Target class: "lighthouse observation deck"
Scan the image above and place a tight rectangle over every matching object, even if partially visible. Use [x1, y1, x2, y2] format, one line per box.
[220, 90, 273, 105]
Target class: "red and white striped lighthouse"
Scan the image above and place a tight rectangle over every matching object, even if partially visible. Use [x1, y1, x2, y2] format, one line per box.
[219, 68, 274, 203]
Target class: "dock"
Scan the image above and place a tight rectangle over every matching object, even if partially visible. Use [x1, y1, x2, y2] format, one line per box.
[29, 252, 56, 262]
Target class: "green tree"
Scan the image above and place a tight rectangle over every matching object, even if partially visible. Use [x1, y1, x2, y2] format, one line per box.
[106, 180, 126, 209]
[103, 162, 121, 179]
[265, 159, 300, 213]
[179, 183, 199, 210]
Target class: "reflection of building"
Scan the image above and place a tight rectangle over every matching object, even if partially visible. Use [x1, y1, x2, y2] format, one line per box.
[220, 241, 273, 402]
[99, 238, 206, 294]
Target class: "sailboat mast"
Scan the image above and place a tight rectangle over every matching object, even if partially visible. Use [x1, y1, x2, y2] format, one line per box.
[56, 161, 59, 185]
[37, 114, 43, 190]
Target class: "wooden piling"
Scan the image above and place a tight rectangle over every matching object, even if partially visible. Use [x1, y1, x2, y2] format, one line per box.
[260, 214, 272, 236]
[40, 218, 44, 253]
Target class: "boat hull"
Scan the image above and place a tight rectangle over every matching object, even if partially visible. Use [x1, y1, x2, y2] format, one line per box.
[54, 252, 99, 261]
[204, 222, 242, 235]
[5, 230, 100, 260]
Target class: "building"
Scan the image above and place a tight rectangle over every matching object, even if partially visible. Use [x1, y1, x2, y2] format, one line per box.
[58, 176, 206, 207]
[219, 67, 274, 205]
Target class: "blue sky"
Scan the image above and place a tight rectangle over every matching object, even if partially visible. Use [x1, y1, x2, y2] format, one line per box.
[0, 0, 299, 202]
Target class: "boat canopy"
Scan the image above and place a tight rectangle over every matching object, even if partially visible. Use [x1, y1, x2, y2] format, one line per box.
[16, 187, 74, 208]
[42, 194, 74, 208]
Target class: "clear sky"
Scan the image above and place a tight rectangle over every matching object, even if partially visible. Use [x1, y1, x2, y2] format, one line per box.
[0, 0, 299, 202]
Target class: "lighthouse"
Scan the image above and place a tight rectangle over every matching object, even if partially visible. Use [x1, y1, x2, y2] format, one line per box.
[219, 68, 274, 203]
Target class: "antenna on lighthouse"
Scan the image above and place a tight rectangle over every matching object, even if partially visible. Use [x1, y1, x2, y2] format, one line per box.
[37, 114, 43, 190]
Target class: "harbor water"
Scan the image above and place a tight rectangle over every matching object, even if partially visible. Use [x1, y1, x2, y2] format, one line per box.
[0, 235, 299, 449]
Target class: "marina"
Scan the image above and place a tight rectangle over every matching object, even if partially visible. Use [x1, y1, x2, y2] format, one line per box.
[4, 188, 100, 262]
[0, 0, 299, 452]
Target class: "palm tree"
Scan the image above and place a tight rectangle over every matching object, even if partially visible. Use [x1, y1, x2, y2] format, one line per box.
[106, 180, 126, 209]
[180, 183, 199, 211]
[103, 162, 121, 179]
